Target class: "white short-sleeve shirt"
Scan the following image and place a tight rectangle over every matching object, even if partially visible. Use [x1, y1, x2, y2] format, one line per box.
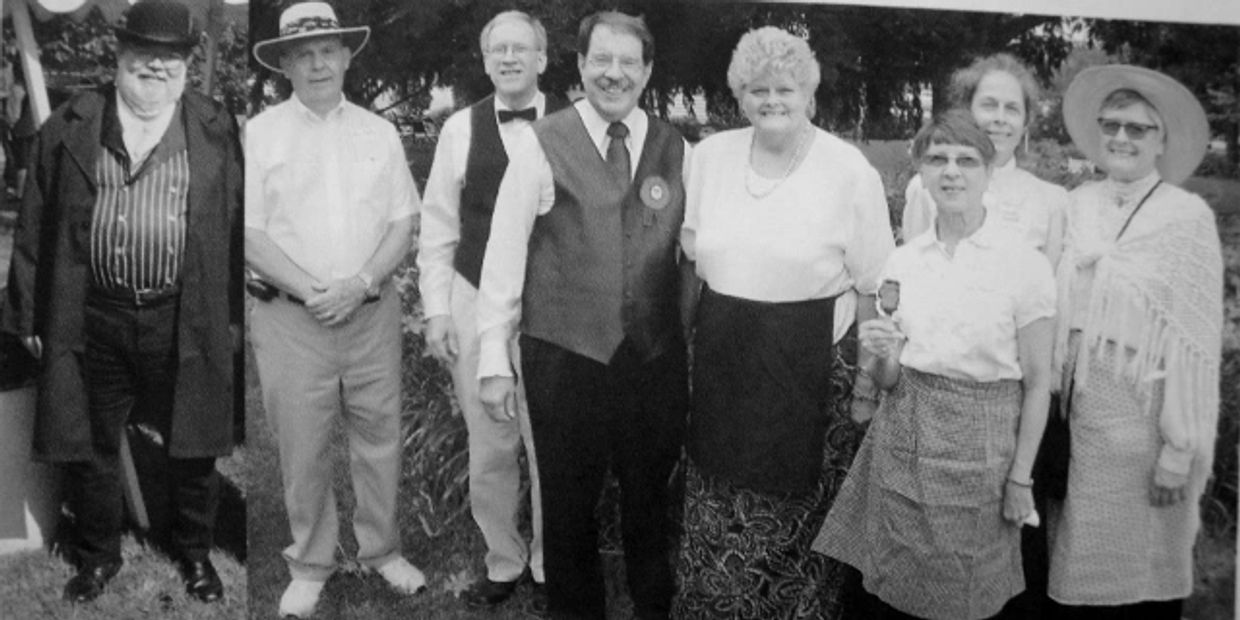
[887, 215, 1056, 382]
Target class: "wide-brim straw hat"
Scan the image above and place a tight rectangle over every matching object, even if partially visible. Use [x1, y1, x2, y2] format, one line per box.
[252, 2, 370, 73]
[1063, 64, 1208, 185]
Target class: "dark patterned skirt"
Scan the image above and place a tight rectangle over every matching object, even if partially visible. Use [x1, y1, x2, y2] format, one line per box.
[672, 329, 865, 619]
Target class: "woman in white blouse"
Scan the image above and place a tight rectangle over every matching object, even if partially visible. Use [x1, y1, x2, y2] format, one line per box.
[813, 110, 1055, 620]
[901, 54, 1067, 267]
[673, 26, 895, 618]
[1048, 65, 1221, 620]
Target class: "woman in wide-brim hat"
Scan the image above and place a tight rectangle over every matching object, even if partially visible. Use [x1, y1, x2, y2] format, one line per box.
[1048, 64, 1222, 619]
[252, 1, 370, 73]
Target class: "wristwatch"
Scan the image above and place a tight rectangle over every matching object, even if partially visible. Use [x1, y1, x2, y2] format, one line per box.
[356, 270, 380, 301]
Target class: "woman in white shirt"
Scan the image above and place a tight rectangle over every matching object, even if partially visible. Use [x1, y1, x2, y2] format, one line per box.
[902, 54, 1067, 267]
[1047, 65, 1221, 620]
[813, 110, 1055, 620]
[673, 26, 895, 618]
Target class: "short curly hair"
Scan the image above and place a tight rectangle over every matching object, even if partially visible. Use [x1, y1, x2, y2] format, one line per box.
[947, 53, 1040, 126]
[727, 27, 821, 105]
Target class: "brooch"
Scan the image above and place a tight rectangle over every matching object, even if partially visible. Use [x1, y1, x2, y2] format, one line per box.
[640, 175, 671, 210]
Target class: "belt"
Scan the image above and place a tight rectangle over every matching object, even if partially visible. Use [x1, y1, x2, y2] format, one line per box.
[247, 280, 378, 306]
[89, 285, 181, 307]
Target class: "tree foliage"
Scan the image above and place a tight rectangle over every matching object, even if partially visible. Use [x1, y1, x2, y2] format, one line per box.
[249, 0, 1071, 139]
[7, 4, 250, 115]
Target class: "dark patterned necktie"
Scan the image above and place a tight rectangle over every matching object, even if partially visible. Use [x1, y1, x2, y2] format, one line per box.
[497, 108, 536, 123]
[606, 121, 631, 185]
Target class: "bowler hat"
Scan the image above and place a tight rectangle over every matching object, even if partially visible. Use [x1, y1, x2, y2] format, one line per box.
[114, 0, 200, 53]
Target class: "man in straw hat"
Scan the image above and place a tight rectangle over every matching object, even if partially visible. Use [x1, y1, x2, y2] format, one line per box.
[246, 2, 424, 617]
[475, 10, 690, 619]
[418, 9, 568, 615]
[1, 0, 241, 604]
[1048, 64, 1221, 619]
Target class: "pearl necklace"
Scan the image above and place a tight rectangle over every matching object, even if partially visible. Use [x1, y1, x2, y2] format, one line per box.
[744, 126, 812, 200]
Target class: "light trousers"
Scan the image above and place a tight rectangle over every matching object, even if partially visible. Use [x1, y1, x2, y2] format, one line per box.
[251, 289, 404, 581]
[448, 273, 543, 582]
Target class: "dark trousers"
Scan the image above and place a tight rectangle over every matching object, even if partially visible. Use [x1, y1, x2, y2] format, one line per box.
[521, 335, 688, 620]
[70, 292, 219, 568]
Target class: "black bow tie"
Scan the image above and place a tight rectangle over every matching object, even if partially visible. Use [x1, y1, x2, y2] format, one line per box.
[497, 107, 537, 123]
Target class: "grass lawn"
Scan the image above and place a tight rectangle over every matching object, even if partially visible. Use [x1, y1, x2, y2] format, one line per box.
[0, 542, 246, 620]
[243, 339, 638, 619]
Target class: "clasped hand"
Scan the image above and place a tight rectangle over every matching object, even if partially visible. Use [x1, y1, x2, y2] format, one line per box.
[305, 276, 367, 327]
[859, 317, 905, 359]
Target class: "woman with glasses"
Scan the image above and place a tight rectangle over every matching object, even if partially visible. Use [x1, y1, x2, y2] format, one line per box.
[902, 54, 1067, 267]
[814, 110, 1056, 620]
[674, 26, 894, 618]
[1047, 65, 1221, 620]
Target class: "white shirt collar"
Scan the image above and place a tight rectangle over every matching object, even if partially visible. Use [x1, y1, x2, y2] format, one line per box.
[291, 93, 347, 122]
[494, 91, 546, 115]
[575, 97, 647, 151]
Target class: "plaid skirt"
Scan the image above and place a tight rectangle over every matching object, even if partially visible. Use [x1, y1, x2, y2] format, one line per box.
[812, 368, 1025, 620]
[672, 330, 865, 619]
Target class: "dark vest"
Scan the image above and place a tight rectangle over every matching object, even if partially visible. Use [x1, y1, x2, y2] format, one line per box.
[523, 107, 686, 364]
[455, 93, 566, 287]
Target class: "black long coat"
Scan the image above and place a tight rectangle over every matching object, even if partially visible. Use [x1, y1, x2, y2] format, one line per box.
[1, 85, 243, 461]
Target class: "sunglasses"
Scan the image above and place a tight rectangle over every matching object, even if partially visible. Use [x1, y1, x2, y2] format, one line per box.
[1097, 118, 1160, 140]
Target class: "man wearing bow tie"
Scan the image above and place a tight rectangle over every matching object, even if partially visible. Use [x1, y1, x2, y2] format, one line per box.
[417, 9, 565, 614]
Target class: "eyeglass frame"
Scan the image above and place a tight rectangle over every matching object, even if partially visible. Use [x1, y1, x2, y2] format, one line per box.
[920, 152, 987, 170]
[1097, 117, 1161, 140]
[485, 43, 540, 57]
[583, 53, 645, 73]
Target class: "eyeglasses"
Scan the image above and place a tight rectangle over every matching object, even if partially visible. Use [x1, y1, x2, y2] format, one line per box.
[1097, 118, 1160, 140]
[921, 154, 985, 169]
[486, 43, 536, 56]
[585, 54, 644, 72]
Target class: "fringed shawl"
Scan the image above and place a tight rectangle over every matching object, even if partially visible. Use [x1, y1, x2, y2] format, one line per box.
[1053, 180, 1223, 481]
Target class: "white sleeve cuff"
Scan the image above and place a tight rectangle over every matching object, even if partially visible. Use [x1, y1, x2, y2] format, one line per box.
[1157, 443, 1195, 476]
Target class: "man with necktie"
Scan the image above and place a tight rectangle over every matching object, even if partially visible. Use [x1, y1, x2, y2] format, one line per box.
[475, 11, 690, 620]
[418, 9, 566, 615]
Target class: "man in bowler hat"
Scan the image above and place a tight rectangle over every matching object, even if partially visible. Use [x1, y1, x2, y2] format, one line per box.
[1, 0, 242, 604]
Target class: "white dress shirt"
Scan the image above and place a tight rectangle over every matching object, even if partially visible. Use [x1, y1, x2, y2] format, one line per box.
[416, 92, 547, 318]
[245, 96, 419, 282]
[474, 99, 689, 378]
[889, 215, 1056, 382]
[681, 127, 894, 343]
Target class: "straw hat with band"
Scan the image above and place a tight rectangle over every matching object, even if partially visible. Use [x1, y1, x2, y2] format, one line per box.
[1063, 64, 1209, 185]
[253, 2, 370, 73]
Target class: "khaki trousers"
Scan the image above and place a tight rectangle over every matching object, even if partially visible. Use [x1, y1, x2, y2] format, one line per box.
[251, 289, 403, 581]
[449, 273, 543, 582]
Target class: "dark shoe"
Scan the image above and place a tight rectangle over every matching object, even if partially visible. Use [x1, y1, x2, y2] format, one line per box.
[528, 582, 549, 617]
[63, 562, 121, 603]
[178, 558, 224, 602]
[461, 577, 519, 609]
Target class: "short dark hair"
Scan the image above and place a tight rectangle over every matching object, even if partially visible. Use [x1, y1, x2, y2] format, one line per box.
[577, 11, 654, 65]
[911, 109, 997, 166]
